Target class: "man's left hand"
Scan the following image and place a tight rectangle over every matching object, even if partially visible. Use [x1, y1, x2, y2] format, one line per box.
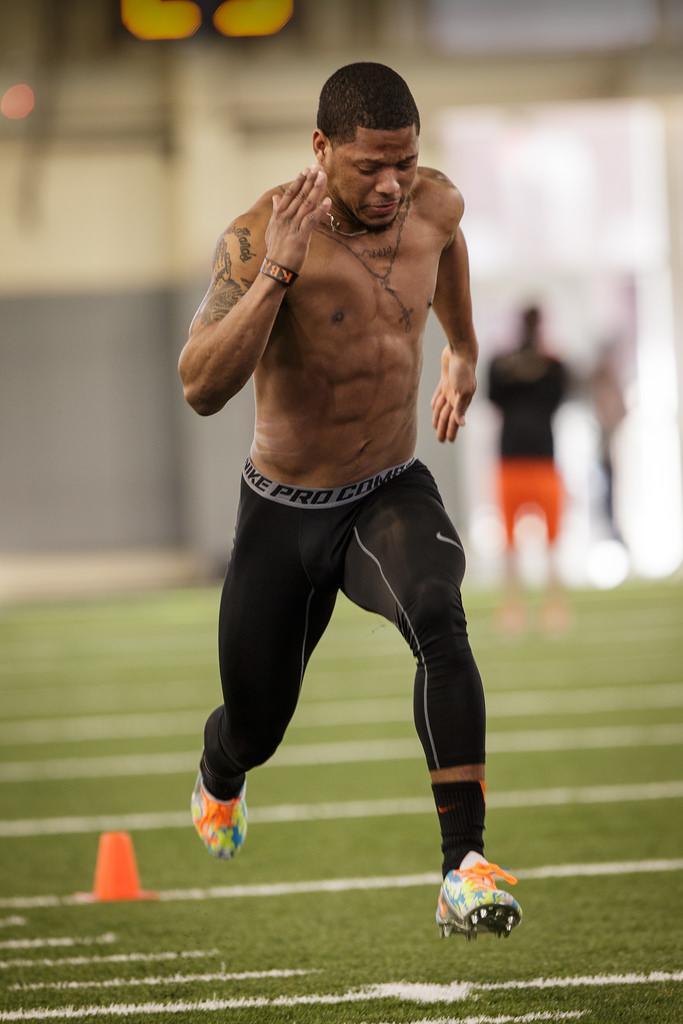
[431, 346, 477, 443]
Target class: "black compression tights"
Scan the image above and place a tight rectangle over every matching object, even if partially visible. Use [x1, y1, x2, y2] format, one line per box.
[202, 460, 485, 795]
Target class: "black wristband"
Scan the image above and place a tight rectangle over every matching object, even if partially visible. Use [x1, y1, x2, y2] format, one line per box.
[260, 257, 299, 287]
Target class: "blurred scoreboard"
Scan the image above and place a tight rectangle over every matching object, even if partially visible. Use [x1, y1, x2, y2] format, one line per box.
[121, 0, 294, 39]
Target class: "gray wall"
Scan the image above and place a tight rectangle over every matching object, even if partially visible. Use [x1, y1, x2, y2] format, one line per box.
[1, 290, 183, 551]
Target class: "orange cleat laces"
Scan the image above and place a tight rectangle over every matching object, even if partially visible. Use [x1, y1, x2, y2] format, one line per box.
[459, 861, 518, 887]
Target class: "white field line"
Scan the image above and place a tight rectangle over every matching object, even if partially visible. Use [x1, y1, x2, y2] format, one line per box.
[0, 711, 204, 744]
[0, 645, 403, 677]
[297, 684, 683, 719]
[0, 1007, 587, 1024]
[0, 683, 205, 718]
[479, 622, 682, 649]
[0, 752, 200, 783]
[0, 949, 217, 971]
[298, 642, 680, 674]
[3, 723, 683, 783]
[0, 917, 25, 928]
[11, 968, 318, 992]
[489, 682, 683, 716]
[2, 781, 683, 840]
[478, 972, 683, 991]
[1, 858, 682, 911]
[365, 1017, 586, 1024]
[368, 976, 683, 1000]
[1, 971, 682, 1021]
[0, 650, 216, 673]
[0, 934, 115, 951]
[3, 683, 683, 744]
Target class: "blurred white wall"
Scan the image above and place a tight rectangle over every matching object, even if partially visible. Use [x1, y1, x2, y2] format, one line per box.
[441, 99, 683, 583]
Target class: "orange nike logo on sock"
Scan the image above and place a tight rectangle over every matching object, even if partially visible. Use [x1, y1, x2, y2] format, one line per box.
[436, 782, 486, 811]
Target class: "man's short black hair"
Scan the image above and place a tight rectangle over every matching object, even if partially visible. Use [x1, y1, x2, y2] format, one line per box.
[317, 63, 420, 145]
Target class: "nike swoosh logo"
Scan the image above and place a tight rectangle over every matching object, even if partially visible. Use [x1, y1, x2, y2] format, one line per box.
[436, 531, 463, 551]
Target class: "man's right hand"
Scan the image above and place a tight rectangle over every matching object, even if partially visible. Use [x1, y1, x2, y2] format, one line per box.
[265, 165, 332, 274]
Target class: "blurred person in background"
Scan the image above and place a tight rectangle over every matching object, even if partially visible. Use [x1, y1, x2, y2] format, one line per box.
[178, 62, 522, 941]
[487, 304, 569, 632]
[590, 340, 627, 544]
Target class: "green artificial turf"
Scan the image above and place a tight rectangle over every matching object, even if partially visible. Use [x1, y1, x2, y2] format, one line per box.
[0, 581, 682, 1023]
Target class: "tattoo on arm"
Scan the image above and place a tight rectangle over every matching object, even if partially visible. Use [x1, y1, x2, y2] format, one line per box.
[198, 280, 248, 325]
[197, 235, 253, 325]
[226, 225, 256, 264]
[212, 236, 234, 282]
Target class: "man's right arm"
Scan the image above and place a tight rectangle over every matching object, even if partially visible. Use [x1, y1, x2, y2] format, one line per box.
[178, 215, 283, 416]
[178, 165, 331, 417]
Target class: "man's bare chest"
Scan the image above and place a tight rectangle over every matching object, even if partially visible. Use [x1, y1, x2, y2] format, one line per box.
[281, 217, 442, 339]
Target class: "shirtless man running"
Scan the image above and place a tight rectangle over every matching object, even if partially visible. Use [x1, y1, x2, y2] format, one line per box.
[179, 62, 521, 940]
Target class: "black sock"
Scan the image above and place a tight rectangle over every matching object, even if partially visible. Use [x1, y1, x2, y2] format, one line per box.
[432, 780, 485, 877]
[200, 755, 245, 801]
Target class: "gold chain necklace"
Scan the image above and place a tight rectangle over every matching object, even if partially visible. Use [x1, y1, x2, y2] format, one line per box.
[326, 212, 368, 237]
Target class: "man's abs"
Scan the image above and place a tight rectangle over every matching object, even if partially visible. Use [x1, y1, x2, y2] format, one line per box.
[252, 410, 417, 487]
[251, 326, 422, 487]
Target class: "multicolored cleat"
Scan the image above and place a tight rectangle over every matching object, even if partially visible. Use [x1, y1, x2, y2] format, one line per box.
[436, 855, 522, 940]
[191, 773, 247, 860]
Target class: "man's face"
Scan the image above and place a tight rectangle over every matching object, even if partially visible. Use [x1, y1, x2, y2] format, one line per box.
[315, 125, 419, 230]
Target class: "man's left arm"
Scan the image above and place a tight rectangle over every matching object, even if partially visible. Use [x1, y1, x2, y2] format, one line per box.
[431, 200, 479, 443]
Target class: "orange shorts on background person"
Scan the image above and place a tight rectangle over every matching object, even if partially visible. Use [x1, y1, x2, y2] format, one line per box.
[498, 458, 563, 547]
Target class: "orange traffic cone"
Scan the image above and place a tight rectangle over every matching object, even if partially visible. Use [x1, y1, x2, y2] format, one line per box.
[90, 832, 157, 902]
